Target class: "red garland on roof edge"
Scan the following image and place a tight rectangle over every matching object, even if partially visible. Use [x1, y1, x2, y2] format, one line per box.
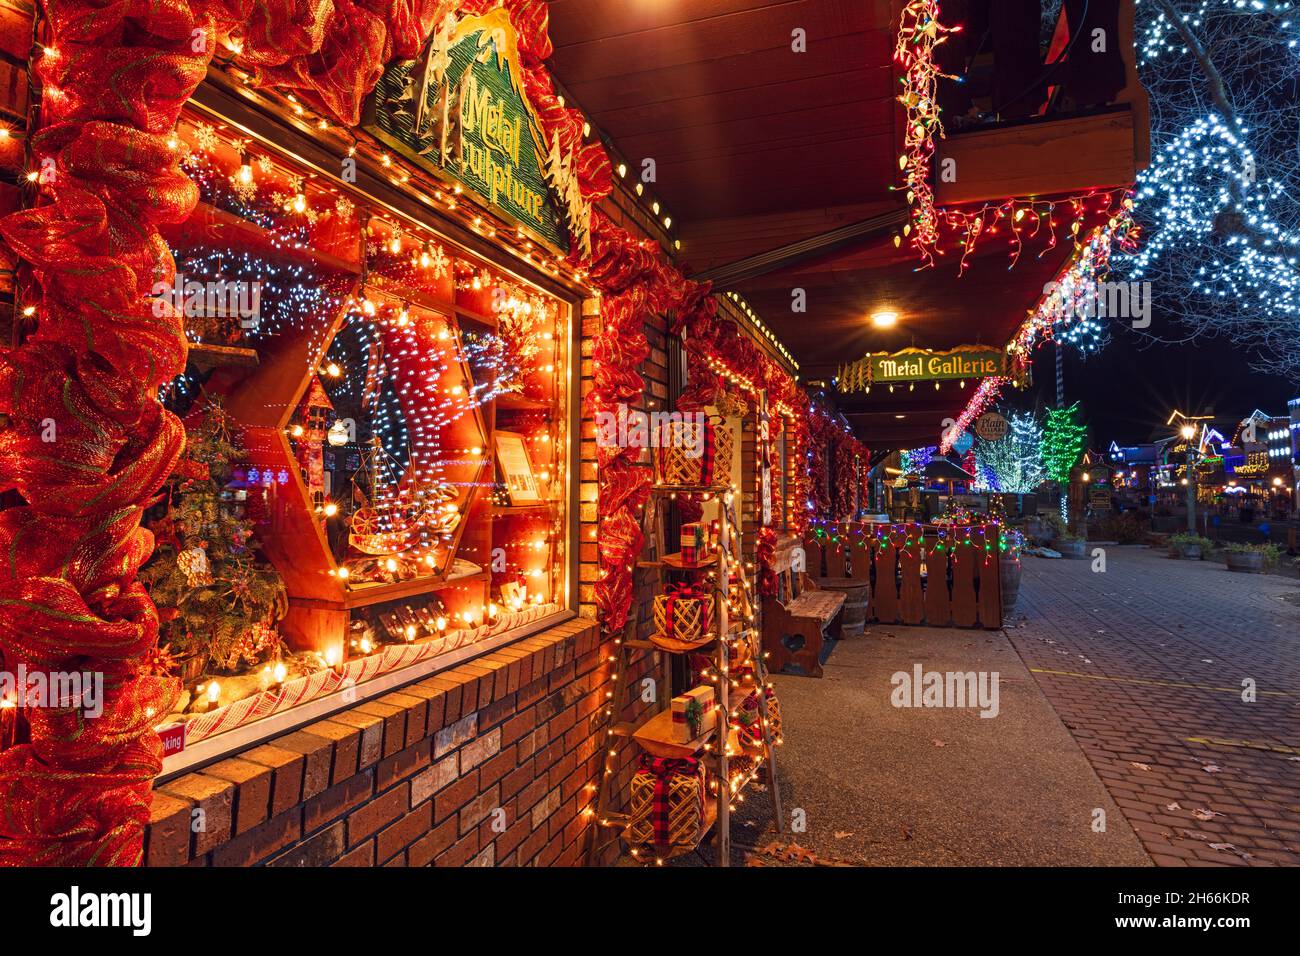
[0, 0, 853, 864]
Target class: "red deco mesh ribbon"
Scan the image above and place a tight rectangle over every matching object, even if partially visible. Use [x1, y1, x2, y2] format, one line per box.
[0, 0, 792, 862]
[0, 0, 235, 866]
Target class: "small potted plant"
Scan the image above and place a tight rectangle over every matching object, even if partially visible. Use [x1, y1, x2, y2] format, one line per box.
[1056, 533, 1087, 559]
[1224, 542, 1282, 573]
[1168, 533, 1212, 560]
[1032, 511, 1066, 547]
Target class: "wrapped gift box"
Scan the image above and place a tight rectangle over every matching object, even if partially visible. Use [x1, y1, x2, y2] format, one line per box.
[734, 686, 782, 751]
[652, 584, 715, 645]
[626, 755, 708, 851]
[670, 686, 716, 743]
[654, 416, 732, 487]
[680, 522, 706, 564]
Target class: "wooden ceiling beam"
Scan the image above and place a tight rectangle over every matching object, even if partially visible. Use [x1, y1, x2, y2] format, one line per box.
[690, 206, 908, 288]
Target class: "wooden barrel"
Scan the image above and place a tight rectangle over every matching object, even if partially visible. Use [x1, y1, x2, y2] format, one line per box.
[999, 555, 1021, 615]
[815, 577, 870, 637]
[839, 585, 870, 636]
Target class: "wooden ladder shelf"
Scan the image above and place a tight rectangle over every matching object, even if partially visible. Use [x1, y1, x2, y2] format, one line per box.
[586, 483, 785, 866]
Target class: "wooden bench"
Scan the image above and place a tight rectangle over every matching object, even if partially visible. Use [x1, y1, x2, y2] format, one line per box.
[761, 540, 845, 678]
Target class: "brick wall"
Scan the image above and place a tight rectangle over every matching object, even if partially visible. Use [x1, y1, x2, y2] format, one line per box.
[146, 618, 637, 866]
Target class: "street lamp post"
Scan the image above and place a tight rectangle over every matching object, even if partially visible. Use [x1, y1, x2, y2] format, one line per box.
[1181, 424, 1198, 533]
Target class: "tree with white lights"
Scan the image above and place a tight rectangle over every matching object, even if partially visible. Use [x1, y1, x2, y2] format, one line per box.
[975, 412, 1046, 494]
[1121, 0, 1300, 378]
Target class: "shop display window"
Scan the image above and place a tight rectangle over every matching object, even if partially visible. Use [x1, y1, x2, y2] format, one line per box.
[145, 116, 573, 768]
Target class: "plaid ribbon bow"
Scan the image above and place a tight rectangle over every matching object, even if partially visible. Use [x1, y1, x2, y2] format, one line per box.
[639, 754, 704, 846]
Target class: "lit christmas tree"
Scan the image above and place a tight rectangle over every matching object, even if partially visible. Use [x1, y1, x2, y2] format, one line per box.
[140, 398, 287, 676]
[901, 445, 936, 474]
[1042, 402, 1088, 484]
[975, 411, 1045, 494]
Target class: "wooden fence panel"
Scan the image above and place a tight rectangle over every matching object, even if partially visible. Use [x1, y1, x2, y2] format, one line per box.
[825, 522, 850, 578]
[950, 526, 979, 627]
[975, 524, 1003, 629]
[873, 532, 899, 625]
[923, 528, 952, 627]
[898, 523, 925, 624]
[802, 531, 823, 578]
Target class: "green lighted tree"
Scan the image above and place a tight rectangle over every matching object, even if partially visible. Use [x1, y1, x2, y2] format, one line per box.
[1042, 402, 1088, 483]
[976, 411, 1045, 494]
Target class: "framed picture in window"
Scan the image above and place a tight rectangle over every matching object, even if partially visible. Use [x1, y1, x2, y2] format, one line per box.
[495, 430, 541, 503]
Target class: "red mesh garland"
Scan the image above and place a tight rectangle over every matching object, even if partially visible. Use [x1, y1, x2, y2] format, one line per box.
[0, 0, 222, 866]
[0, 0, 807, 862]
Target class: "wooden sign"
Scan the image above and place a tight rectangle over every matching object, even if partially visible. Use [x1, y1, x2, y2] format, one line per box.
[837, 345, 1007, 391]
[975, 412, 1008, 442]
[363, 9, 590, 256]
[1089, 485, 1113, 511]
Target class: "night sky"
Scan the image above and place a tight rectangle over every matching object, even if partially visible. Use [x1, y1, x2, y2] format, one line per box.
[1020, 323, 1299, 448]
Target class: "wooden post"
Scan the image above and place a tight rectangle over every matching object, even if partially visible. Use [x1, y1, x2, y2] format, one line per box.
[715, 503, 730, 867]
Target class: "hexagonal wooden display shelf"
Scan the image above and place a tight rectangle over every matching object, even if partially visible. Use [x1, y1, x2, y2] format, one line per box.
[167, 204, 494, 653]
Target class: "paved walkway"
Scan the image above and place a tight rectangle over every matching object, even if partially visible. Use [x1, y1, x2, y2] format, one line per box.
[755, 624, 1151, 865]
[668, 544, 1300, 867]
[1009, 546, 1300, 867]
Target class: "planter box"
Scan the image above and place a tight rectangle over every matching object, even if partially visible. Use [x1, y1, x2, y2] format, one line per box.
[1058, 539, 1087, 559]
[1225, 552, 1266, 573]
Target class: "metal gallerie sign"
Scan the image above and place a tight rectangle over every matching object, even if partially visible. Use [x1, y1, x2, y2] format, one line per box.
[363, 9, 591, 256]
[838, 345, 1007, 391]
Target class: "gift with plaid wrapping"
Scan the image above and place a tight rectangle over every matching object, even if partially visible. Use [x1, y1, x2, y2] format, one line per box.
[626, 754, 708, 851]
[670, 685, 716, 743]
[653, 414, 732, 487]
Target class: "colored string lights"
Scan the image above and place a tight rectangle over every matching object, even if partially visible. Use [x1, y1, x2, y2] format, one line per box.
[893, 0, 961, 265]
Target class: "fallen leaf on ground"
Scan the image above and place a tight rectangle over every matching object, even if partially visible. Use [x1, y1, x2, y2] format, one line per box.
[1131, 762, 1152, 771]
[1193, 808, 1222, 821]
[1203, 764, 1223, 774]
[902, 826, 914, 841]
[933, 739, 946, 747]
[1165, 802, 1182, 811]
[833, 831, 853, 840]
[1208, 842, 1237, 852]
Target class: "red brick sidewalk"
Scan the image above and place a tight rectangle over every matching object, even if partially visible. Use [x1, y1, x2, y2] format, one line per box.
[1010, 546, 1300, 866]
